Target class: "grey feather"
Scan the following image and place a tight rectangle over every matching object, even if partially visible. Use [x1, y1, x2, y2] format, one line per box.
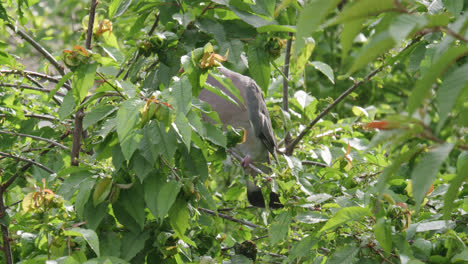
[198, 67, 282, 208]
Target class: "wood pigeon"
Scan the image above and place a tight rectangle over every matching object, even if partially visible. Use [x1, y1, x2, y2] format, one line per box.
[198, 67, 282, 208]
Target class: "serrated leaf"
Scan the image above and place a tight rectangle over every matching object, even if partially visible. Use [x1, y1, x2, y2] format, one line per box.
[59, 91, 76, 120]
[295, 0, 341, 55]
[49, 72, 72, 101]
[168, 198, 189, 238]
[290, 235, 317, 259]
[144, 173, 181, 221]
[116, 98, 144, 160]
[329, 0, 395, 26]
[320, 206, 372, 233]
[174, 113, 192, 150]
[443, 151, 468, 219]
[374, 218, 392, 253]
[347, 31, 396, 75]
[120, 231, 149, 261]
[83, 105, 117, 129]
[269, 212, 292, 244]
[109, 0, 132, 18]
[64, 228, 100, 257]
[341, 18, 365, 59]
[73, 63, 97, 103]
[408, 46, 468, 114]
[120, 182, 146, 231]
[93, 178, 112, 207]
[247, 45, 270, 93]
[327, 245, 359, 264]
[436, 64, 468, 132]
[310, 61, 334, 84]
[257, 24, 296, 33]
[292, 37, 315, 78]
[411, 143, 453, 210]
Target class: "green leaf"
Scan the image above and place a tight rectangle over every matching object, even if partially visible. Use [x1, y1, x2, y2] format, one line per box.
[291, 37, 315, 78]
[174, 113, 192, 151]
[389, 14, 428, 43]
[59, 91, 76, 120]
[443, 151, 468, 219]
[72, 63, 97, 103]
[171, 77, 192, 115]
[257, 24, 296, 33]
[76, 177, 96, 218]
[329, 0, 395, 25]
[247, 44, 270, 93]
[295, 0, 341, 55]
[320, 206, 372, 233]
[83, 256, 129, 264]
[208, 71, 245, 107]
[168, 198, 189, 238]
[443, 0, 464, 16]
[411, 143, 453, 210]
[327, 245, 359, 264]
[269, 212, 292, 244]
[347, 31, 395, 75]
[436, 64, 468, 132]
[120, 231, 150, 261]
[139, 121, 178, 163]
[0, 2, 11, 23]
[49, 72, 72, 101]
[374, 218, 392, 253]
[116, 98, 144, 160]
[109, 0, 132, 18]
[120, 182, 146, 231]
[340, 18, 365, 60]
[310, 61, 334, 84]
[290, 235, 317, 259]
[83, 105, 117, 129]
[144, 173, 181, 221]
[64, 228, 100, 257]
[408, 46, 468, 114]
[229, 5, 275, 28]
[93, 178, 112, 207]
[0, 50, 12, 66]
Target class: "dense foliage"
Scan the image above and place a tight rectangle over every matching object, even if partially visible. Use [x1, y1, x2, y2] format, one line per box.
[0, 0, 467, 263]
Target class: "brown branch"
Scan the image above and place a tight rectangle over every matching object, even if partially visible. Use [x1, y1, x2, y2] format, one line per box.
[0, 83, 66, 97]
[96, 72, 126, 99]
[71, 0, 98, 166]
[301, 160, 329, 168]
[0, 130, 69, 150]
[282, 33, 293, 150]
[0, 188, 13, 264]
[0, 113, 71, 124]
[0, 152, 54, 174]
[198, 207, 262, 229]
[0, 69, 72, 90]
[2, 132, 69, 190]
[6, 24, 66, 76]
[118, 13, 160, 79]
[286, 66, 383, 154]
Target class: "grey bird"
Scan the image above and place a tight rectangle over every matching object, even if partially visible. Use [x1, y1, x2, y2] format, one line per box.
[198, 67, 282, 208]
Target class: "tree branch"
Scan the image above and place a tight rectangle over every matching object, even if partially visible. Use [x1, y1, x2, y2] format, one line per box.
[0, 188, 13, 264]
[71, 0, 97, 166]
[198, 207, 262, 229]
[0, 83, 65, 97]
[0, 130, 69, 150]
[0, 152, 54, 174]
[6, 23, 66, 76]
[282, 33, 293, 151]
[0, 69, 71, 90]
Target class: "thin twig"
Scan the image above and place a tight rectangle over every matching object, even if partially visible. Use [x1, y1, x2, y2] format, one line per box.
[0, 113, 71, 124]
[96, 72, 127, 99]
[24, 75, 63, 105]
[301, 160, 329, 168]
[282, 33, 293, 149]
[0, 130, 69, 150]
[2, 132, 70, 190]
[6, 24, 66, 76]
[227, 149, 265, 175]
[118, 14, 160, 79]
[0, 188, 13, 264]
[198, 207, 261, 229]
[0, 152, 54, 174]
[0, 69, 72, 90]
[0, 83, 66, 97]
